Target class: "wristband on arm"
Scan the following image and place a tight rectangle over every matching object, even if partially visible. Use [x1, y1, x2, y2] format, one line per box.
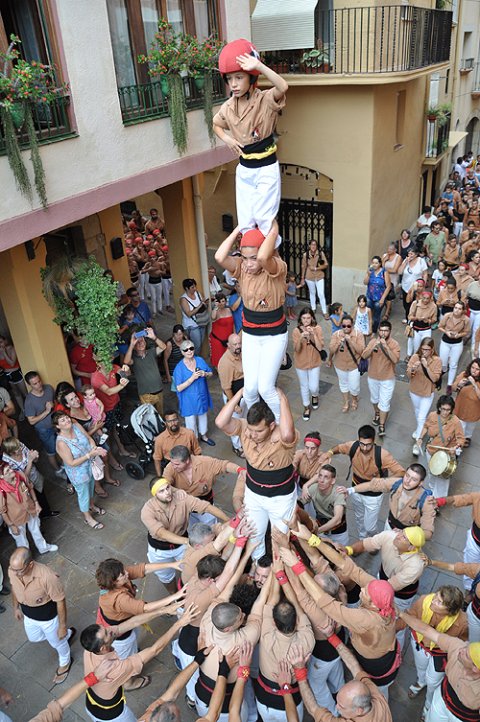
[275, 570, 288, 585]
[229, 534, 237, 544]
[327, 634, 343, 649]
[84, 673, 99, 687]
[308, 533, 322, 547]
[436, 497, 447, 507]
[345, 546, 354, 556]
[229, 513, 241, 529]
[218, 658, 230, 677]
[292, 561, 306, 576]
[194, 648, 208, 666]
[293, 667, 308, 682]
[237, 665, 250, 680]
[235, 536, 248, 548]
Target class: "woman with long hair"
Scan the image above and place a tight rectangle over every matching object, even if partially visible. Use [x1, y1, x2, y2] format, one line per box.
[453, 357, 480, 446]
[407, 338, 442, 456]
[438, 301, 470, 393]
[300, 239, 329, 318]
[292, 307, 324, 421]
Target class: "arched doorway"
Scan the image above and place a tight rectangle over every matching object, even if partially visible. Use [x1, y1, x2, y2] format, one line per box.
[277, 164, 333, 303]
[465, 117, 479, 155]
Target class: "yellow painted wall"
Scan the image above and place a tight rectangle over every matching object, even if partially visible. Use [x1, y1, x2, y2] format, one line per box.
[0, 243, 72, 386]
[98, 206, 131, 291]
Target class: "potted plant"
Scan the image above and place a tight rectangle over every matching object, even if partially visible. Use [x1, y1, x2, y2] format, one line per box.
[186, 34, 224, 145]
[426, 105, 441, 122]
[139, 19, 189, 154]
[301, 47, 331, 74]
[0, 35, 66, 207]
[41, 257, 120, 371]
[437, 102, 452, 126]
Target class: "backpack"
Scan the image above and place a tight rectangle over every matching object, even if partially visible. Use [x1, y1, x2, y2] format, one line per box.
[389, 479, 432, 511]
[346, 441, 385, 481]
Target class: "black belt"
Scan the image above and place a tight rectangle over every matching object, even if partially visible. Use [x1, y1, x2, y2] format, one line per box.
[198, 489, 213, 503]
[442, 676, 479, 722]
[231, 377, 245, 394]
[148, 532, 183, 550]
[246, 461, 295, 497]
[412, 321, 431, 330]
[388, 511, 407, 529]
[313, 627, 346, 662]
[239, 134, 277, 168]
[352, 475, 382, 497]
[179, 623, 200, 656]
[442, 332, 463, 344]
[254, 671, 301, 710]
[195, 669, 235, 714]
[316, 513, 347, 534]
[20, 600, 57, 621]
[242, 306, 287, 337]
[472, 521, 480, 547]
[85, 685, 124, 721]
[99, 608, 132, 641]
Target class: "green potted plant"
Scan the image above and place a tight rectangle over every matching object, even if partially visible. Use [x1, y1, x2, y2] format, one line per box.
[41, 257, 120, 371]
[426, 105, 441, 122]
[139, 19, 189, 154]
[0, 35, 66, 207]
[301, 46, 331, 74]
[186, 34, 224, 145]
[437, 102, 452, 127]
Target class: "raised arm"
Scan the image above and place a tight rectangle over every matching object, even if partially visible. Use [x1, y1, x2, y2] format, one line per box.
[215, 388, 244, 435]
[215, 226, 242, 272]
[277, 387, 296, 444]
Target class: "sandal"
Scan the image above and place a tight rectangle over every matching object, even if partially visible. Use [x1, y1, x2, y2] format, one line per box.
[311, 396, 319, 410]
[120, 450, 137, 458]
[125, 674, 151, 691]
[95, 488, 108, 498]
[53, 658, 73, 685]
[408, 682, 426, 699]
[351, 399, 358, 411]
[464, 438, 471, 448]
[91, 506, 106, 515]
[378, 425, 386, 437]
[109, 462, 124, 471]
[372, 414, 380, 426]
[232, 447, 245, 458]
[342, 403, 349, 413]
[105, 479, 121, 487]
[302, 408, 311, 421]
[84, 520, 104, 530]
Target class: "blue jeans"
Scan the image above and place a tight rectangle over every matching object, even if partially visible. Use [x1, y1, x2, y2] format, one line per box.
[187, 325, 206, 354]
[367, 298, 383, 333]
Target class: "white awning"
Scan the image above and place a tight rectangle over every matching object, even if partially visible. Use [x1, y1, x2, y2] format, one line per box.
[448, 130, 468, 149]
[251, 0, 318, 51]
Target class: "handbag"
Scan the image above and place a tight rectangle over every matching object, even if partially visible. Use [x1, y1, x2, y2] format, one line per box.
[186, 296, 210, 326]
[280, 352, 293, 370]
[345, 338, 368, 375]
[420, 360, 443, 391]
[91, 456, 105, 481]
[309, 337, 328, 361]
[405, 322, 414, 338]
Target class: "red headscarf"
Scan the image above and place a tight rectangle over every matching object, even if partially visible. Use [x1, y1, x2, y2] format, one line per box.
[367, 580, 395, 619]
[0, 466, 24, 504]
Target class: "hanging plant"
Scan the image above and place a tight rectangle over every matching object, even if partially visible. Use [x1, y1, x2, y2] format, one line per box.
[185, 35, 223, 146]
[167, 73, 188, 154]
[0, 34, 67, 208]
[41, 257, 119, 371]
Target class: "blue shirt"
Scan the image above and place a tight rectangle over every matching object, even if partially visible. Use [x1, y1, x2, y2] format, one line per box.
[130, 301, 151, 325]
[228, 293, 244, 333]
[173, 356, 212, 417]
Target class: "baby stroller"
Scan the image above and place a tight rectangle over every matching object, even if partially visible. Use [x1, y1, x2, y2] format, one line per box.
[125, 403, 165, 479]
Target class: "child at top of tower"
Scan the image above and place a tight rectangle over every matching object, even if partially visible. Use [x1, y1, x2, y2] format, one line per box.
[213, 38, 288, 247]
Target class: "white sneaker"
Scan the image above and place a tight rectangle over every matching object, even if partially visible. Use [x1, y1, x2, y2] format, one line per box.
[412, 431, 417, 439]
[41, 544, 58, 554]
[412, 443, 420, 457]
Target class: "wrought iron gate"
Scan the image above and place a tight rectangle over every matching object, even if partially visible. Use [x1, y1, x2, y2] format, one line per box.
[278, 198, 333, 304]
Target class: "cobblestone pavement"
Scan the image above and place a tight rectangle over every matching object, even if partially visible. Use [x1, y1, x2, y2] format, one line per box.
[0, 295, 477, 722]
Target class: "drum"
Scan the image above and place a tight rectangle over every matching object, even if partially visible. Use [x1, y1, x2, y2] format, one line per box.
[428, 450, 457, 479]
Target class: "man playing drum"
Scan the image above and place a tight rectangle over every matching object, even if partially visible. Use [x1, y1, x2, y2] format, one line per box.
[416, 395, 465, 497]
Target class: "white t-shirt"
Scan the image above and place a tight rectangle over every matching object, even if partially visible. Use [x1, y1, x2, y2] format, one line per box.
[401, 257, 428, 292]
[417, 213, 437, 230]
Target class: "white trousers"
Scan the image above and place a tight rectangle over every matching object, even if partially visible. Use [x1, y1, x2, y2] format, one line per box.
[139, 272, 148, 300]
[147, 543, 186, 583]
[408, 328, 432, 357]
[351, 493, 383, 539]
[244, 486, 297, 560]
[256, 701, 303, 722]
[195, 696, 248, 722]
[334, 366, 360, 396]
[296, 366, 320, 407]
[460, 419, 477, 440]
[222, 393, 245, 450]
[236, 161, 281, 238]
[439, 341, 464, 386]
[467, 603, 480, 642]
[112, 629, 138, 660]
[184, 412, 208, 438]
[162, 277, 172, 308]
[9, 514, 50, 554]
[470, 309, 480, 352]
[148, 281, 163, 315]
[410, 392, 434, 438]
[242, 331, 288, 423]
[411, 642, 445, 713]
[172, 637, 198, 700]
[464, 529, 480, 588]
[427, 686, 461, 722]
[87, 705, 137, 722]
[23, 614, 71, 666]
[305, 278, 327, 315]
[367, 377, 396, 413]
[308, 654, 344, 715]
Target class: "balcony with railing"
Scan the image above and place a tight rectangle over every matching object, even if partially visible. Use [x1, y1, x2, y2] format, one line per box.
[460, 57, 475, 75]
[259, 5, 452, 77]
[425, 112, 451, 160]
[472, 62, 480, 98]
[118, 73, 226, 125]
[0, 94, 75, 155]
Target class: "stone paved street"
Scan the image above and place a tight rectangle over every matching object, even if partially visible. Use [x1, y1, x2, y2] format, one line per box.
[0, 297, 478, 722]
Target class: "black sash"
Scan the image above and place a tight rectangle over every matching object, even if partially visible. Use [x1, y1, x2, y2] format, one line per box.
[352, 474, 382, 498]
[388, 511, 407, 529]
[312, 627, 346, 662]
[442, 676, 479, 722]
[99, 608, 132, 641]
[253, 671, 301, 710]
[242, 306, 287, 337]
[246, 461, 295, 498]
[178, 623, 200, 656]
[472, 521, 480, 546]
[231, 376, 245, 394]
[20, 599, 57, 621]
[195, 669, 235, 714]
[379, 565, 418, 599]
[85, 685, 124, 721]
[316, 512, 347, 535]
[148, 532, 182, 550]
[352, 644, 399, 686]
[239, 134, 277, 168]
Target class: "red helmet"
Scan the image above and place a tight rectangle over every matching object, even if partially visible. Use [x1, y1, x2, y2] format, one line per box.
[218, 39, 260, 77]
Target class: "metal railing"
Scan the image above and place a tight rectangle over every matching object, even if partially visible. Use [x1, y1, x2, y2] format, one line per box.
[118, 73, 226, 125]
[261, 5, 452, 75]
[0, 94, 74, 154]
[425, 113, 451, 159]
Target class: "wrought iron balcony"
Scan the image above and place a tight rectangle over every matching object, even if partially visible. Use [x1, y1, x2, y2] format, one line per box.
[0, 94, 75, 155]
[118, 73, 226, 125]
[425, 112, 451, 159]
[460, 58, 475, 72]
[261, 5, 452, 75]
[473, 63, 480, 96]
